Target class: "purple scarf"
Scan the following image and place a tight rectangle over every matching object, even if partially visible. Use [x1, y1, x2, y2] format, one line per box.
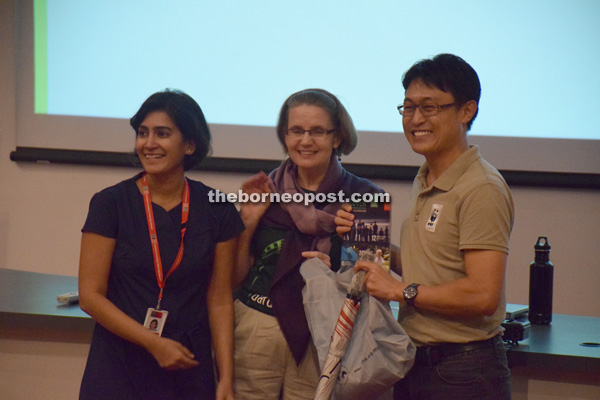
[264, 153, 382, 365]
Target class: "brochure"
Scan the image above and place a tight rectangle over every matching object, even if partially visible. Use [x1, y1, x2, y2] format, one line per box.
[341, 201, 391, 271]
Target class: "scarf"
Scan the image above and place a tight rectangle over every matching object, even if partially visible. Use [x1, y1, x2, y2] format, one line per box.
[264, 152, 381, 365]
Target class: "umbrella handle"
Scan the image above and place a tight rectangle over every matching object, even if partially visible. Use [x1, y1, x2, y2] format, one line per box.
[348, 269, 366, 299]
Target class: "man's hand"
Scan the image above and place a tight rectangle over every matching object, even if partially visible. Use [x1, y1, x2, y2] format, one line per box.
[354, 260, 404, 302]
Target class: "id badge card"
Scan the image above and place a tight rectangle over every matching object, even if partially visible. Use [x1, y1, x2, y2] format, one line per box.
[144, 308, 168, 336]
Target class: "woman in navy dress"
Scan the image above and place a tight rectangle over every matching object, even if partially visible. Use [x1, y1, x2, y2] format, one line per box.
[78, 90, 244, 400]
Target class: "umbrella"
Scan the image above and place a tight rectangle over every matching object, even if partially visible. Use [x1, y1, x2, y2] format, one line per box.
[313, 251, 374, 400]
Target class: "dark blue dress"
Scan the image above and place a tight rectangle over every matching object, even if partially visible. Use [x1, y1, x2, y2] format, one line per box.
[79, 173, 244, 400]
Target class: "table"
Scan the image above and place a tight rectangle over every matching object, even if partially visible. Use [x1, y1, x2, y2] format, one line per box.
[506, 314, 600, 373]
[0, 268, 93, 334]
[1, 268, 599, 397]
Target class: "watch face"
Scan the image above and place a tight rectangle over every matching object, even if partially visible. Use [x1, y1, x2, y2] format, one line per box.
[405, 285, 417, 298]
[404, 283, 419, 306]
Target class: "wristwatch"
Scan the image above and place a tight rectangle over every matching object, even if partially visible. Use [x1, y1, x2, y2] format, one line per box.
[403, 283, 420, 307]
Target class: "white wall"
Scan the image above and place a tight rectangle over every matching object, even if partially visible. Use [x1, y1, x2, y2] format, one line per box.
[2, 0, 599, 319]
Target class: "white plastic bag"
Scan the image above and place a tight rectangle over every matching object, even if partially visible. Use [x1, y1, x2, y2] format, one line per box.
[301, 258, 416, 400]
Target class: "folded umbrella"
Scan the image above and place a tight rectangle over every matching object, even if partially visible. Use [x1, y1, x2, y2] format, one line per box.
[313, 251, 373, 400]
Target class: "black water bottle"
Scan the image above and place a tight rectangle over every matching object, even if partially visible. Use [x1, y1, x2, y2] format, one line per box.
[528, 237, 554, 324]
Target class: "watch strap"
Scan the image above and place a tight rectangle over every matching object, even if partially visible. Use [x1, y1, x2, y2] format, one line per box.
[403, 283, 420, 307]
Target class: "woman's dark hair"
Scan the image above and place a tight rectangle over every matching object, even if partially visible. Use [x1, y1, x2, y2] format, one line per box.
[402, 54, 481, 131]
[276, 88, 358, 156]
[130, 89, 212, 170]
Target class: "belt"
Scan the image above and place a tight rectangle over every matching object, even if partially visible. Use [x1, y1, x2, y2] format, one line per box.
[416, 335, 502, 366]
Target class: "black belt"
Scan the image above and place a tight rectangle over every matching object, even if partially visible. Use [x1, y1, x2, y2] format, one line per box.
[416, 335, 502, 366]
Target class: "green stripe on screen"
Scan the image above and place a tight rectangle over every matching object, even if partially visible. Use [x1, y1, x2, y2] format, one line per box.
[34, 0, 48, 114]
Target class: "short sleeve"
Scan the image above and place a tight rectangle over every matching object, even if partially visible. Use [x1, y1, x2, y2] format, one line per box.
[458, 183, 514, 253]
[82, 190, 119, 239]
[211, 201, 245, 243]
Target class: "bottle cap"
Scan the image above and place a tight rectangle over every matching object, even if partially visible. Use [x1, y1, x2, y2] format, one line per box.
[535, 236, 551, 251]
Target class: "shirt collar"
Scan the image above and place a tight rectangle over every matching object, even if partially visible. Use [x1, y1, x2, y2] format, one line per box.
[416, 145, 481, 192]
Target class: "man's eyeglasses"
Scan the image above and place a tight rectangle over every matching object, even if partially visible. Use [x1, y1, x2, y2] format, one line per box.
[397, 103, 459, 118]
[286, 127, 335, 140]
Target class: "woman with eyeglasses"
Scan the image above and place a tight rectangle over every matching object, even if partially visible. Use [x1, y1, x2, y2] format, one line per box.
[232, 88, 384, 399]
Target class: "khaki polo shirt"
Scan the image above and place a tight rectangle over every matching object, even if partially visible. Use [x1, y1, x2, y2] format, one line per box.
[398, 145, 514, 346]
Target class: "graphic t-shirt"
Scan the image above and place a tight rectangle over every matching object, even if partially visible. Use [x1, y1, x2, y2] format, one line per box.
[237, 226, 342, 316]
[237, 227, 288, 315]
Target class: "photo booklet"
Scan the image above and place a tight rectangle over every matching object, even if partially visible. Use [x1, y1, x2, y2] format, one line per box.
[341, 201, 391, 271]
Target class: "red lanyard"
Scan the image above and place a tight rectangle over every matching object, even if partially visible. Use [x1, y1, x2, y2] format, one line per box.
[141, 173, 190, 310]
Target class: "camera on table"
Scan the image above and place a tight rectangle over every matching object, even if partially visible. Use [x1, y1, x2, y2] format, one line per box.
[502, 304, 531, 345]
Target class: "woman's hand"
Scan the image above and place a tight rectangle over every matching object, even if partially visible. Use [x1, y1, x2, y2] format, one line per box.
[145, 335, 200, 370]
[335, 203, 355, 238]
[215, 380, 235, 400]
[208, 238, 237, 396]
[302, 251, 331, 268]
[79, 233, 199, 372]
[236, 172, 272, 287]
[239, 171, 272, 225]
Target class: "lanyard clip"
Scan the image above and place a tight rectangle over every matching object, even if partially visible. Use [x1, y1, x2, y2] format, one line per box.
[156, 288, 164, 310]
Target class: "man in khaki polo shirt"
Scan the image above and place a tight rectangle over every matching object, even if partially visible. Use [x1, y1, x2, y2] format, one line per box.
[350, 54, 514, 399]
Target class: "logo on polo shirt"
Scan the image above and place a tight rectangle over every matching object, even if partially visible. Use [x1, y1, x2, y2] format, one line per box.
[425, 204, 443, 232]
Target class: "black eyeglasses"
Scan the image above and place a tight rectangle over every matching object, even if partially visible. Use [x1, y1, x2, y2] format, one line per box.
[286, 127, 335, 140]
[397, 103, 459, 117]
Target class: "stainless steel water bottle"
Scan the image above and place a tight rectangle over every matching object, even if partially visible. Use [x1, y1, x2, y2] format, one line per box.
[528, 236, 554, 324]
